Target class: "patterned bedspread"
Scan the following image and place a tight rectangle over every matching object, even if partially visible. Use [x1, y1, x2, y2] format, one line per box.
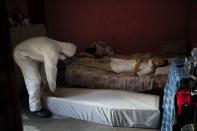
[65, 64, 167, 92]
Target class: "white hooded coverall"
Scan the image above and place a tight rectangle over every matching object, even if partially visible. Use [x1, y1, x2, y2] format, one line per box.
[13, 36, 76, 112]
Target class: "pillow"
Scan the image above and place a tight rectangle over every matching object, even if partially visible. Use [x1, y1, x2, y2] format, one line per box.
[160, 40, 191, 58]
[155, 65, 171, 76]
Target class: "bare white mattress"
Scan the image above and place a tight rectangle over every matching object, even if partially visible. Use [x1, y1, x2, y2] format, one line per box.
[42, 87, 160, 128]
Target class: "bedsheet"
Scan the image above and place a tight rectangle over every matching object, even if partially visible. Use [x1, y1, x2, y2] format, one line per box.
[43, 88, 160, 128]
[65, 64, 167, 92]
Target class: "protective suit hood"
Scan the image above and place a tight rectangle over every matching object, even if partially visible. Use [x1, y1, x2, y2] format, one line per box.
[57, 42, 77, 58]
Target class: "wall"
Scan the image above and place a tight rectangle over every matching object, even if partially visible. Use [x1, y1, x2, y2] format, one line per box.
[27, 0, 45, 24]
[6, 0, 45, 24]
[6, 0, 192, 55]
[45, 0, 190, 55]
[190, 1, 197, 47]
[6, 0, 28, 15]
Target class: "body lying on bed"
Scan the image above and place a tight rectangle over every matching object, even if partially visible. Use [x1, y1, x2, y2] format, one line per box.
[63, 56, 170, 93]
[71, 57, 169, 76]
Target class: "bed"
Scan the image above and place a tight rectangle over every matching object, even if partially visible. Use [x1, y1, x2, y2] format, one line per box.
[43, 87, 161, 128]
[62, 40, 191, 95]
[64, 56, 168, 94]
[11, 26, 189, 94]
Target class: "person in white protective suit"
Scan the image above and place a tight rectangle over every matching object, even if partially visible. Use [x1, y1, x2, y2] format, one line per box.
[13, 36, 76, 118]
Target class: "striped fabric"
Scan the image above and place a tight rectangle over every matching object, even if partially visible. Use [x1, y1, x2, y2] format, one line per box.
[161, 59, 189, 131]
